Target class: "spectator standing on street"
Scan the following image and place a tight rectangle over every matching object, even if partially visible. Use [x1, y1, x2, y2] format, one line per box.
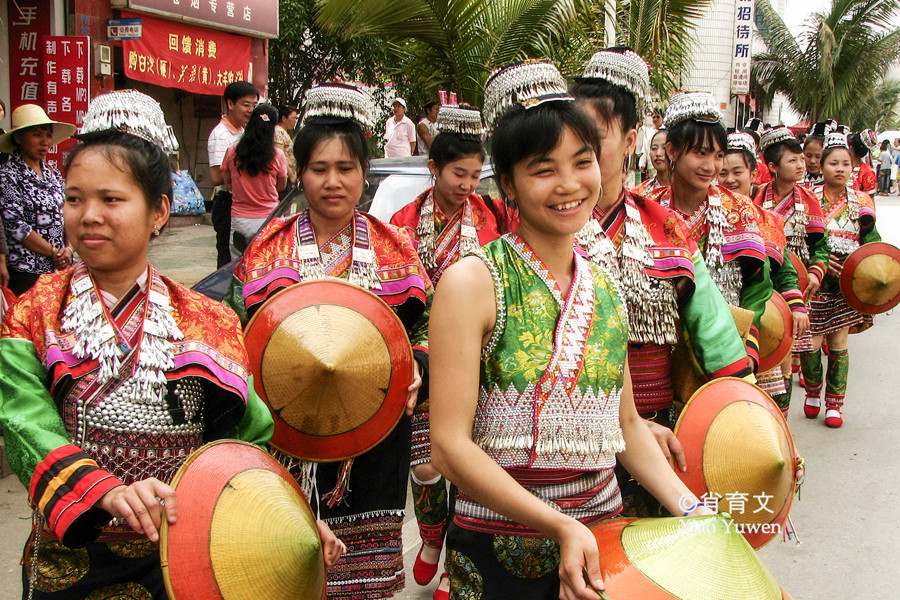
[275, 104, 299, 186]
[384, 97, 416, 158]
[638, 108, 663, 180]
[0, 98, 10, 167]
[0, 104, 75, 294]
[208, 80, 258, 267]
[416, 100, 440, 155]
[893, 139, 900, 194]
[222, 104, 287, 260]
[877, 139, 893, 194]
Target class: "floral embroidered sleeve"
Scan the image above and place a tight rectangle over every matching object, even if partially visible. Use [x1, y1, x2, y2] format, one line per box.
[0, 336, 124, 548]
[806, 232, 830, 282]
[679, 249, 751, 379]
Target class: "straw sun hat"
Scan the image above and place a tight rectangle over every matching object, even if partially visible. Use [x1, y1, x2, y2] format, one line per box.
[757, 291, 793, 373]
[160, 440, 325, 600]
[0, 104, 76, 153]
[839, 241, 900, 315]
[674, 377, 799, 549]
[590, 514, 792, 599]
[243, 279, 413, 462]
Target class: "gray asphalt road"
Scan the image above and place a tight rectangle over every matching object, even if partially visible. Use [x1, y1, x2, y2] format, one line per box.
[1, 198, 899, 599]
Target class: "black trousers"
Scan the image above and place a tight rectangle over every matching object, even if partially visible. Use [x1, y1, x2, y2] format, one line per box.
[8, 268, 41, 296]
[211, 189, 233, 268]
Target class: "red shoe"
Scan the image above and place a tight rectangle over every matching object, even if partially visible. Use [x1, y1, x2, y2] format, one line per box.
[432, 574, 450, 600]
[791, 362, 800, 374]
[804, 396, 821, 419]
[413, 544, 440, 585]
[825, 407, 843, 428]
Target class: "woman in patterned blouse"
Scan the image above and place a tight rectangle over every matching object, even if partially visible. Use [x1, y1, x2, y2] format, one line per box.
[0, 105, 75, 295]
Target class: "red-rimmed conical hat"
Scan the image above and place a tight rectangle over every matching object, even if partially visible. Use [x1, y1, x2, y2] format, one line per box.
[839, 242, 900, 315]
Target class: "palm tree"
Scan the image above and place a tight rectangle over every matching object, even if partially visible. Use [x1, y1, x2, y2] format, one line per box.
[752, 0, 900, 126]
[315, 0, 592, 106]
[615, 0, 714, 96]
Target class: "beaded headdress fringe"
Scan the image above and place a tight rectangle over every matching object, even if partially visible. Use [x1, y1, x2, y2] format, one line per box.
[79, 89, 178, 152]
[302, 83, 376, 132]
[483, 59, 572, 132]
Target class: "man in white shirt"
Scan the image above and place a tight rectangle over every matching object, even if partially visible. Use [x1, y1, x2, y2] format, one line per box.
[207, 80, 258, 267]
[384, 98, 416, 158]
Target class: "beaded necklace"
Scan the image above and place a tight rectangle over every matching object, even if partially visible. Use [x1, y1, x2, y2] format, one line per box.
[61, 263, 183, 405]
[293, 210, 381, 289]
[415, 188, 480, 273]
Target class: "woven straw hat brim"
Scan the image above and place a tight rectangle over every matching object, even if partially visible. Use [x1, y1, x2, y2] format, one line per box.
[0, 104, 76, 153]
[591, 515, 790, 599]
[757, 291, 794, 373]
[244, 280, 412, 462]
[674, 377, 797, 549]
[840, 242, 900, 314]
[788, 251, 808, 293]
[161, 440, 325, 600]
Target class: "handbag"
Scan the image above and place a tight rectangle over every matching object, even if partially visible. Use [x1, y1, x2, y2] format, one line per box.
[170, 169, 206, 216]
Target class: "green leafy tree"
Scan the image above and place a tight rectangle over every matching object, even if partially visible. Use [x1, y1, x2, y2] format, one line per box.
[752, 0, 900, 126]
[615, 0, 714, 96]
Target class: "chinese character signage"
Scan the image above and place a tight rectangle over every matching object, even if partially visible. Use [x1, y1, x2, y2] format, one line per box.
[108, 18, 143, 40]
[7, 0, 53, 110]
[113, 0, 277, 39]
[42, 37, 90, 172]
[731, 0, 754, 96]
[121, 11, 251, 96]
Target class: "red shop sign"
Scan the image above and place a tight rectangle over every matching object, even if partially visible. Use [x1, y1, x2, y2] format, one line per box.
[42, 37, 91, 172]
[7, 0, 53, 110]
[121, 11, 251, 96]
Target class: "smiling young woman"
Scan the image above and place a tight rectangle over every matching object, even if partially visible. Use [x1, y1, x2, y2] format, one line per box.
[646, 92, 772, 372]
[429, 60, 710, 600]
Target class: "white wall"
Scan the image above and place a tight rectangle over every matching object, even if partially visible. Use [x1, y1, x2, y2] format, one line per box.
[1, 0, 10, 131]
[684, 0, 741, 125]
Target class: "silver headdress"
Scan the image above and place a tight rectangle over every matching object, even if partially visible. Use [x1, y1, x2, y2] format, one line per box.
[808, 121, 834, 137]
[301, 82, 375, 132]
[77, 89, 178, 152]
[435, 93, 484, 136]
[663, 92, 721, 129]
[824, 131, 849, 150]
[758, 126, 795, 154]
[483, 59, 572, 132]
[578, 48, 651, 112]
[744, 117, 765, 135]
[728, 132, 757, 155]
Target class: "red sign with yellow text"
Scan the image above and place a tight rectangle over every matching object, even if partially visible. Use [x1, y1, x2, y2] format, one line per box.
[121, 11, 250, 96]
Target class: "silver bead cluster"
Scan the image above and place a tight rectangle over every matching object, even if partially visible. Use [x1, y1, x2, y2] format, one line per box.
[301, 82, 376, 131]
[79, 90, 177, 152]
[483, 59, 573, 132]
[580, 49, 651, 112]
[759, 126, 795, 154]
[436, 105, 484, 136]
[175, 377, 204, 423]
[728, 132, 757, 155]
[664, 91, 722, 129]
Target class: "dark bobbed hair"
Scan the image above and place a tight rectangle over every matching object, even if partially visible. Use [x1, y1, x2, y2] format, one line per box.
[572, 79, 639, 133]
[804, 135, 824, 151]
[821, 145, 853, 163]
[491, 101, 601, 199]
[429, 132, 485, 170]
[763, 137, 802, 169]
[725, 147, 757, 170]
[234, 103, 278, 177]
[278, 104, 298, 121]
[650, 128, 668, 146]
[223, 80, 259, 104]
[847, 133, 869, 159]
[881, 139, 891, 151]
[294, 117, 370, 175]
[666, 119, 727, 159]
[424, 101, 440, 113]
[65, 132, 172, 212]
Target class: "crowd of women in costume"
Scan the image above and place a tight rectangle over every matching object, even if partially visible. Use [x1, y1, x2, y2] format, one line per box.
[0, 44, 883, 600]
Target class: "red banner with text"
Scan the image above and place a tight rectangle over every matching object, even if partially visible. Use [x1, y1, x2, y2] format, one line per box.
[7, 0, 53, 110]
[121, 11, 251, 96]
[42, 37, 91, 172]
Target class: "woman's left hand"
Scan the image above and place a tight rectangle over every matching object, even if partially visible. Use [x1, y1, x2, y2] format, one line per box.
[792, 311, 810, 339]
[315, 520, 347, 568]
[645, 419, 686, 472]
[53, 246, 73, 270]
[405, 360, 423, 416]
[827, 254, 843, 279]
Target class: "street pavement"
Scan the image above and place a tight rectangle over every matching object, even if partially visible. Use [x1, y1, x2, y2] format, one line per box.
[2, 198, 900, 599]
